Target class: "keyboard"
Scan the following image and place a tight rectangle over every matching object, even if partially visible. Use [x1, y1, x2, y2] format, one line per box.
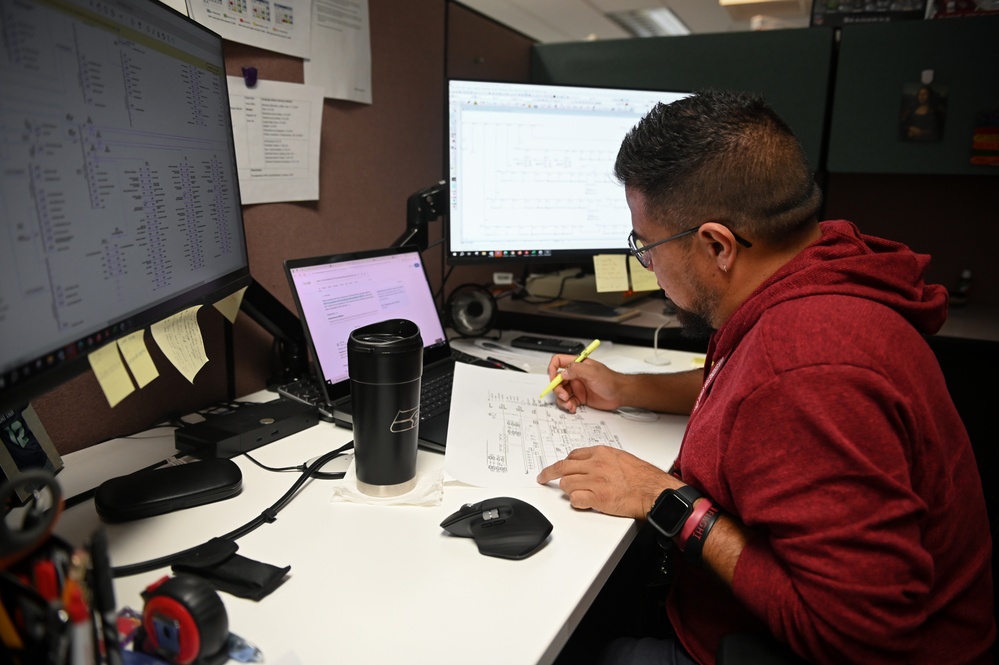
[277, 376, 336, 421]
[419, 370, 452, 421]
[276, 354, 473, 423]
[278, 376, 328, 407]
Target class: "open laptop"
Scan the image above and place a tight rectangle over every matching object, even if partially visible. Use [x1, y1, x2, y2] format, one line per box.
[280, 246, 456, 452]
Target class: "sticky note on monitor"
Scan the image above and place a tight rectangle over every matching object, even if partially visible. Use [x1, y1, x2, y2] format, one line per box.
[629, 257, 660, 292]
[593, 254, 629, 292]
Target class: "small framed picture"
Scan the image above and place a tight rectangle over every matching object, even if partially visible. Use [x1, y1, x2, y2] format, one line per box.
[1, 405, 62, 506]
[898, 82, 948, 142]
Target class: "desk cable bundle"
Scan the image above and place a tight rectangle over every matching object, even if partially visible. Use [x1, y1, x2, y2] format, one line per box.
[110, 441, 354, 578]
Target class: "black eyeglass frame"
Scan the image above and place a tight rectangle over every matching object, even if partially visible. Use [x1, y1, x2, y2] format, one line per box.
[628, 225, 753, 269]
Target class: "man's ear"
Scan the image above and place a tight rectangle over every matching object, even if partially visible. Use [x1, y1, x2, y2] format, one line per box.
[697, 222, 740, 271]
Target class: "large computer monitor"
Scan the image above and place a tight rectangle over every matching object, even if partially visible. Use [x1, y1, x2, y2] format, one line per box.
[0, 0, 250, 413]
[446, 79, 690, 265]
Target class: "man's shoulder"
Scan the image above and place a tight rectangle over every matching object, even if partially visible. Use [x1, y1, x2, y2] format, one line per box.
[763, 293, 917, 338]
[747, 294, 931, 370]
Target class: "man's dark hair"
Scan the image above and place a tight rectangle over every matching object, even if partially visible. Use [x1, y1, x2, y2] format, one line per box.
[614, 90, 821, 243]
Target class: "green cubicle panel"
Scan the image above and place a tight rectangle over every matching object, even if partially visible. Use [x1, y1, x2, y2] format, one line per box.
[827, 16, 999, 175]
[530, 28, 837, 173]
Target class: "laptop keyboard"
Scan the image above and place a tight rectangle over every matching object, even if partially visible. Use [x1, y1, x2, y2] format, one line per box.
[276, 367, 457, 421]
[277, 376, 328, 406]
[419, 371, 452, 421]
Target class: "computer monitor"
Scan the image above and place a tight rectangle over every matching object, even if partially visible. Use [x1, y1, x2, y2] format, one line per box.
[0, 0, 250, 413]
[446, 79, 690, 265]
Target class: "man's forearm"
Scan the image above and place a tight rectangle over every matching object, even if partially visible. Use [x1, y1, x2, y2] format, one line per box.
[620, 368, 703, 414]
[700, 512, 750, 587]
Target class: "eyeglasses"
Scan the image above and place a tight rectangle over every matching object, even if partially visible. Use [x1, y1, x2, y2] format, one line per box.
[628, 226, 753, 269]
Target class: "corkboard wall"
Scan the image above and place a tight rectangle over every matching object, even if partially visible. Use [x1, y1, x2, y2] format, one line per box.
[39, 0, 534, 455]
[441, 3, 537, 292]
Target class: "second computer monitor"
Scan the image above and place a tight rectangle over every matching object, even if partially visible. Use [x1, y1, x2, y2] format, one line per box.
[446, 79, 690, 264]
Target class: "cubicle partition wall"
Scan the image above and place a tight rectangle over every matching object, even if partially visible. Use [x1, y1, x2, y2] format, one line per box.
[531, 28, 837, 174]
[822, 17, 999, 303]
[530, 18, 999, 305]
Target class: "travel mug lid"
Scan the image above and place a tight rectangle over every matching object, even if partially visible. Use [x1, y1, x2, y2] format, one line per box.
[347, 319, 423, 383]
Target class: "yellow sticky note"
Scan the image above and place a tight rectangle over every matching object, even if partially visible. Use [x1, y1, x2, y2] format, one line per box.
[151, 306, 209, 384]
[213, 286, 248, 324]
[593, 254, 629, 293]
[88, 343, 136, 408]
[629, 256, 660, 292]
[117, 330, 159, 388]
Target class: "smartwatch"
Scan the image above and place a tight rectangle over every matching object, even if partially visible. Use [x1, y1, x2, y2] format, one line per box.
[647, 485, 702, 539]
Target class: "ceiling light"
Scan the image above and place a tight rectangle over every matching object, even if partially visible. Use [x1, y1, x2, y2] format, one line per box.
[719, 0, 811, 21]
[606, 7, 691, 37]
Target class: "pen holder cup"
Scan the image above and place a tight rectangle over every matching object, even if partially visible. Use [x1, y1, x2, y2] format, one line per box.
[347, 319, 423, 497]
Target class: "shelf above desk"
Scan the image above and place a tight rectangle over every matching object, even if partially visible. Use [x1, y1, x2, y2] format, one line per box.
[497, 295, 999, 349]
[496, 295, 709, 353]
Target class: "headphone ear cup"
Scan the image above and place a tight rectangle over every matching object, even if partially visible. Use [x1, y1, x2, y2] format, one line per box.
[0, 468, 62, 568]
[446, 284, 497, 337]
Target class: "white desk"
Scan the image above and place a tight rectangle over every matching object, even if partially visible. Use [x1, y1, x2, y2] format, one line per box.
[55, 340, 697, 665]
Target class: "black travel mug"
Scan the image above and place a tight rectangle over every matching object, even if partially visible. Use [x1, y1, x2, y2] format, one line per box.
[347, 319, 423, 497]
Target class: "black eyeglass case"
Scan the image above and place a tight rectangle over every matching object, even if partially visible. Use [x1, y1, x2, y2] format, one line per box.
[95, 458, 242, 523]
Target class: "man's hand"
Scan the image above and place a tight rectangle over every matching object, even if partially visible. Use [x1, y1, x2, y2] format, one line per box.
[536, 445, 676, 519]
[546, 354, 624, 414]
[546, 355, 703, 416]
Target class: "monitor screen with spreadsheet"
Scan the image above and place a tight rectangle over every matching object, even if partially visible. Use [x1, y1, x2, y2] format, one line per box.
[0, 0, 250, 411]
[446, 79, 690, 264]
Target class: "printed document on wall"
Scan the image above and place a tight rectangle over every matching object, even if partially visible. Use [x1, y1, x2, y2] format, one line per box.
[186, 0, 312, 58]
[227, 78, 324, 205]
[304, 0, 372, 104]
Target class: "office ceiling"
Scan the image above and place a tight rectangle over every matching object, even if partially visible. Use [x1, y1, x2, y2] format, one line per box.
[458, 0, 813, 42]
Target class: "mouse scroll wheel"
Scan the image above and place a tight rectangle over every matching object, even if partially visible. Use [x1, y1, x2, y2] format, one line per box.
[481, 508, 501, 521]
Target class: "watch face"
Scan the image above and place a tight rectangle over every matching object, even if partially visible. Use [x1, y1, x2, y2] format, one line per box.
[649, 491, 694, 538]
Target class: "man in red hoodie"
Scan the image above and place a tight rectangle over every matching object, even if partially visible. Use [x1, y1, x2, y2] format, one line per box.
[537, 90, 994, 664]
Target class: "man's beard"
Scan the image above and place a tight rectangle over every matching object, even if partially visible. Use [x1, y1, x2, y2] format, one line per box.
[674, 305, 715, 340]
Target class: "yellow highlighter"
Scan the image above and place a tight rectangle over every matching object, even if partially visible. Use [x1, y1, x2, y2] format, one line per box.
[539, 339, 601, 399]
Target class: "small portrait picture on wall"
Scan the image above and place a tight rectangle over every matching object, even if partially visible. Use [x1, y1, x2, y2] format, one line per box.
[0, 404, 62, 506]
[898, 82, 948, 143]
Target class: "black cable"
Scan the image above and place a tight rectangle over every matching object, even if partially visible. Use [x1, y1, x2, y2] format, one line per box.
[243, 452, 304, 473]
[111, 441, 354, 578]
[434, 263, 456, 306]
[63, 455, 179, 510]
[243, 451, 345, 480]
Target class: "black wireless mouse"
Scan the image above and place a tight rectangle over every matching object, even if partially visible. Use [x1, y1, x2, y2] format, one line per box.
[440, 497, 553, 560]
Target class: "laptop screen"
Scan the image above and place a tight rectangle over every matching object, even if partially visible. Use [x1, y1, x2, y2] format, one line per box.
[285, 248, 450, 399]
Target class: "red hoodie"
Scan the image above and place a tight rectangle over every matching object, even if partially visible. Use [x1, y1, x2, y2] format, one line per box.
[669, 221, 995, 664]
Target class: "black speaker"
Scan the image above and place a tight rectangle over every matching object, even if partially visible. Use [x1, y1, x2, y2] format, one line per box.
[446, 284, 497, 337]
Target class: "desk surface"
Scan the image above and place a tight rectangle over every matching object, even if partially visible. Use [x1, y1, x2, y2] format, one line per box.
[55, 341, 696, 665]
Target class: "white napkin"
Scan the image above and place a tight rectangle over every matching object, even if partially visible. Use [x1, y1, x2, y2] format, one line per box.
[330, 457, 443, 506]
